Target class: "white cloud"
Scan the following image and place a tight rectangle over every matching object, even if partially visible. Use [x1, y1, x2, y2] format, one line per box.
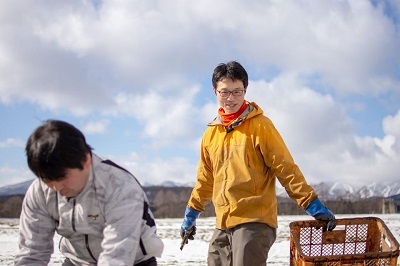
[234, 1, 400, 95]
[0, 166, 34, 187]
[113, 85, 203, 146]
[0, 138, 24, 149]
[31, 2, 97, 56]
[0, 0, 399, 188]
[382, 109, 400, 153]
[1, 0, 398, 113]
[246, 73, 400, 187]
[107, 152, 197, 186]
[383, 110, 400, 137]
[247, 73, 353, 153]
[374, 135, 396, 157]
[82, 120, 110, 135]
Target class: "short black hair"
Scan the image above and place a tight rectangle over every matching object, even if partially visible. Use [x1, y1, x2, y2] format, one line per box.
[212, 61, 248, 89]
[26, 120, 92, 181]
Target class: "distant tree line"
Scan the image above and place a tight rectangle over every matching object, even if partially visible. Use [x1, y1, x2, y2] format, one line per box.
[276, 196, 399, 215]
[0, 187, 399, 218]
[0, 195, 24, 218]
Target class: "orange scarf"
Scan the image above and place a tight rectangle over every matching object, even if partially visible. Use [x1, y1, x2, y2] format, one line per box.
[218, 101, 248, 127]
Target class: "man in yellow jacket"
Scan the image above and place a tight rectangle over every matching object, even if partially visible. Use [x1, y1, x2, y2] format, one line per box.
[180, 61, 335, 266]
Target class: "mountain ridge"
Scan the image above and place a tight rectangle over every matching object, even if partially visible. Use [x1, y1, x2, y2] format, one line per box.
[1, 179, 400, 200]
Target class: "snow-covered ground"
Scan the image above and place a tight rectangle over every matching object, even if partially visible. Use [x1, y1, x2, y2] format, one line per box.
[2, 214, 400, 265]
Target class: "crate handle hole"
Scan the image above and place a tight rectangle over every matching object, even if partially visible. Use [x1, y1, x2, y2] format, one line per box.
[332, 224, 345, 231]
[383, 235, 392, 248]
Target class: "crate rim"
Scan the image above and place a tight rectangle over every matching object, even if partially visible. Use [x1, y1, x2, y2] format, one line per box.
[289, 216, 391, 227]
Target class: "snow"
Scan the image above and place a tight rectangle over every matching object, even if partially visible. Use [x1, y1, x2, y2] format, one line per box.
[2, 214, 400, 265]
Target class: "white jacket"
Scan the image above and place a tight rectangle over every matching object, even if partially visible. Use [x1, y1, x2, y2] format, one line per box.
[15, 154, 164, 265]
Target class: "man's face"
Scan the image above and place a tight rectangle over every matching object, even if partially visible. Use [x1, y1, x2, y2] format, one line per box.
[214, 78, 246, 114]
[43, 154, 91, 198]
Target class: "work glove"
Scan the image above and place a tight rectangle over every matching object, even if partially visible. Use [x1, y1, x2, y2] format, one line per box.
[306, 198, 336, 232]
[180, 207, 201, 242]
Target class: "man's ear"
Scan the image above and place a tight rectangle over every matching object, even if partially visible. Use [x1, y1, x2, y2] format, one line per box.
[83, 153, 92, 169]
[213, 88, 217, 95]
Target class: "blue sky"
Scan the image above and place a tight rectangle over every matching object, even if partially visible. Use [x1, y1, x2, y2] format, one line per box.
[0, 0, 399, 188]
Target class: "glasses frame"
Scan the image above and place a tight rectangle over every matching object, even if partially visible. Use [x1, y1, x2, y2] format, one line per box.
[215, 89, 246, 98]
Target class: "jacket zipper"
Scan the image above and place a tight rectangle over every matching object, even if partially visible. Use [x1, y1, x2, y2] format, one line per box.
[71, 198, 97, 262]
[221, 131, 230, 206]
[71, 199, 76, 232]
[85, 235, 97, 262]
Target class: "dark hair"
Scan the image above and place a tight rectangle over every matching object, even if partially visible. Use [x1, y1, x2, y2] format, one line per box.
[26, 120, 93, 181]
[212, 61, 248, 89]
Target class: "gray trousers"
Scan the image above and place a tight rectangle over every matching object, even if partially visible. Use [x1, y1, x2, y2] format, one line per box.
[207, 222, 277, 266]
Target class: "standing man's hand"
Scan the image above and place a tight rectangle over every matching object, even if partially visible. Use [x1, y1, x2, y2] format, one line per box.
[306, 198, 335, 231]
[180, 207, 201, 243]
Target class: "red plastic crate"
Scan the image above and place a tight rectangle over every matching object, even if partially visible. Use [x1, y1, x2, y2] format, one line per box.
[290, 217, 400, 266]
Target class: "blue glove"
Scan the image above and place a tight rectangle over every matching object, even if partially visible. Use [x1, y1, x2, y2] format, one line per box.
[180, 207, 201, 240]
[306, 198, 335, 231]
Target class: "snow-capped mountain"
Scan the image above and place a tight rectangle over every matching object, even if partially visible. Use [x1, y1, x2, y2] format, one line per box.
[275, 181, 400, 200]
[0, 179, 399, 200]
[157, 180, 196, 188]
[358, 182, 400, 198]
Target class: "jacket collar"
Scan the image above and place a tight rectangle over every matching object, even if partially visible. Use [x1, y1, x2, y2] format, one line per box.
[208, 101, 263, 128]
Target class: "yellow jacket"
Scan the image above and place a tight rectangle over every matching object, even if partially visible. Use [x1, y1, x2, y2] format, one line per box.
[188, 102, 318, 229]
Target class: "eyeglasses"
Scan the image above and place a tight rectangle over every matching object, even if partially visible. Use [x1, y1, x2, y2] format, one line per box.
[215, 89, 246, 97]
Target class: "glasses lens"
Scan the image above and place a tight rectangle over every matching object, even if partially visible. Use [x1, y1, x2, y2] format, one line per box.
[217, 90, 244, 97]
